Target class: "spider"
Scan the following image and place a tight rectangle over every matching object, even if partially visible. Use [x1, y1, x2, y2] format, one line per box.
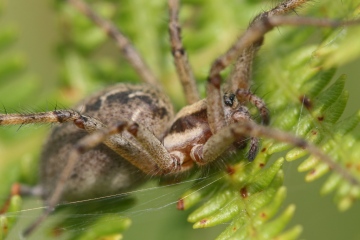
[0, 0, 359, 238]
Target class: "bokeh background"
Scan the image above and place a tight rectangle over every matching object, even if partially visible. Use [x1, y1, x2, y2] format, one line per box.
[1, 0, 360, 239]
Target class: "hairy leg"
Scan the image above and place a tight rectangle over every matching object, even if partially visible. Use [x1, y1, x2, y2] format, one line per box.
[206, 0, 360, 134]
[0, 110, 187, 236]
[228, 0, 308, 93]
[168, 0, 200, 104]
[196, 120, 359, 186]
[68, 0, 158, 85]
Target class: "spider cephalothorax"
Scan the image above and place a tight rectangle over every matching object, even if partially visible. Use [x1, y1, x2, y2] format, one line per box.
[0, 0, 359, 238]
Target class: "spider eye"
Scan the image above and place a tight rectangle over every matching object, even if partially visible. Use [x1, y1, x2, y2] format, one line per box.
[224, 94, 236, 107]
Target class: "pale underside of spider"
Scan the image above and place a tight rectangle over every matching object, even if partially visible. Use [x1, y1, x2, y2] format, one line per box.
[0, 0, 359, 237]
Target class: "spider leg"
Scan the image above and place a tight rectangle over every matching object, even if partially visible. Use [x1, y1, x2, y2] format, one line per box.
[22, 121, 132, 237]
[0, 109, 191, 174]
[247, 137, 260, 161]
[212, 3, 360, 81]
[74, 116, 192, 175]
[168, 0, 200, 104]
[206, 1, 308, 134]
[206, 0, 360, 135]
[209, 0, 310, 119]
[236, 89, 270, 125]
[88, 123, 193, 177]
[0, 110, 83, 125]
[189, 107, 260, 163]
[68, 0, 158, 85]
[229, 0, 309, 93]
[1, 107, 192, 236]
[194, 120, 359, 186]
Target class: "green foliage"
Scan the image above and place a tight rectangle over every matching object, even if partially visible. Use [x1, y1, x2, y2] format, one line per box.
[0, 0, 360, 239]
[0, 195, 21, 240]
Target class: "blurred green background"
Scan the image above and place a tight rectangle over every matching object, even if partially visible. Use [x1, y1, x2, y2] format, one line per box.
[1, 0, 360, 239]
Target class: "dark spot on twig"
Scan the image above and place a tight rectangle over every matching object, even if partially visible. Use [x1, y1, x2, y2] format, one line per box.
[299, 95, 312, 109]
[311, 130, 318, 135]
[51, 227, 64, 237]
[177, 198, 184, 210]
[226, 165, 236, 175]
[240, 187, 248, 198]
[172, 48, 185, 57]
[200, 219, 207, 225]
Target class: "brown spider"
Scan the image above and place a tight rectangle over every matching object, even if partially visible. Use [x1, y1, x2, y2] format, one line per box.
[0, 0, 359, 237]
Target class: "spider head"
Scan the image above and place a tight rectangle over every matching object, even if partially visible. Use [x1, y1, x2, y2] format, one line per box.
[223, 92, 251, 125]
[222, 92, 256, 155]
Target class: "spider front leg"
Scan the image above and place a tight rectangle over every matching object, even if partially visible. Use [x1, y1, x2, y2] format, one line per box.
[228, 0, 309, 93]
[205, 0, 360, 163]
[206, 0, 311, 134]
[206, 0, 360, 134]
[236, 89, 270, 125]
[194, 120, 359, 186]
[228, 0, 308, 100]
[192, 110, 261, 164]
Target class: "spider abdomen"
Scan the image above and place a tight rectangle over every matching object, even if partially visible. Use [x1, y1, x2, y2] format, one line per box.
[40, 84, 174, 201]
